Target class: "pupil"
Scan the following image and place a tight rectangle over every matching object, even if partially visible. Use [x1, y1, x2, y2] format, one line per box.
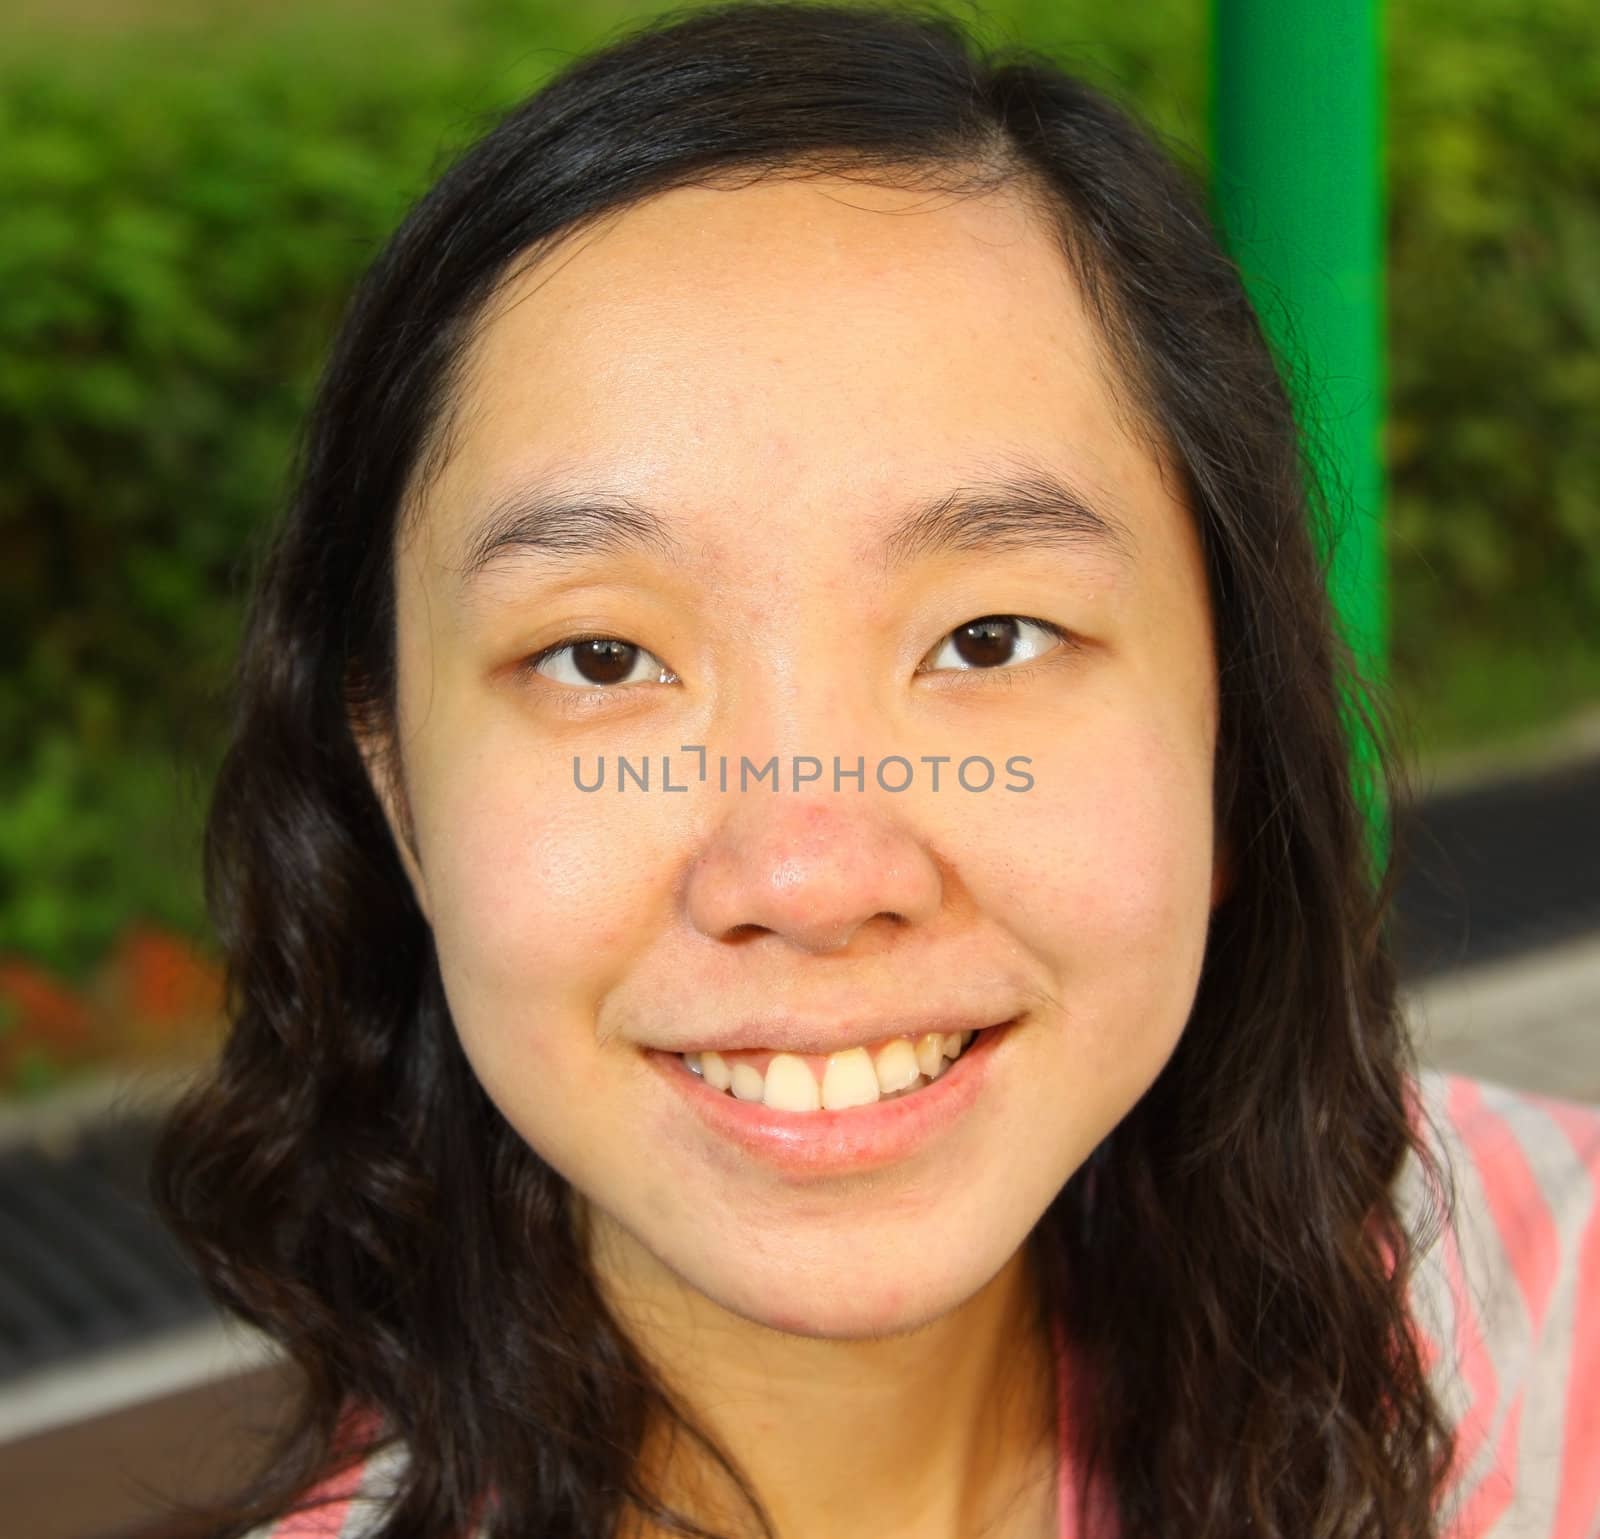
[576, 639, 636, 685]
[954, 617, 1017, 669]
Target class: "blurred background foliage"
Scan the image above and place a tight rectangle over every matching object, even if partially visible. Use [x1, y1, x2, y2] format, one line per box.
[0, 0, 1596, 1079]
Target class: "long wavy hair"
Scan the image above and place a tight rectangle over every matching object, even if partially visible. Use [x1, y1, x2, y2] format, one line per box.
[149, 3, 1458, 1535]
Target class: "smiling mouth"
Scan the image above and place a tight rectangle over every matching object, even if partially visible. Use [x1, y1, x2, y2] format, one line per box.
[679, 1019, 1016, 1112]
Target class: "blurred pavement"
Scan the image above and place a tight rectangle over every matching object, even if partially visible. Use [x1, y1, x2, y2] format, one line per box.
[1404, 931, 1600, 1103]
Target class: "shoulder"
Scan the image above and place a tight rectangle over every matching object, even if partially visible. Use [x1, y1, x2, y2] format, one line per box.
[1399, 1068, 1600, 1538]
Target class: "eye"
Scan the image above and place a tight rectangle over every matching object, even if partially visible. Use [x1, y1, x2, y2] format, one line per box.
[520, 634, 678, 690]
[917, 615, 1072, 675]
[519, 614, 1072, 694]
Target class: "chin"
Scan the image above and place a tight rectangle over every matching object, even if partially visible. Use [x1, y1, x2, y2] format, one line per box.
[699, 1252, 992, 1341]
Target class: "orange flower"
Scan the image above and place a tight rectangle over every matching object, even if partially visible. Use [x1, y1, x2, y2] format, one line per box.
[98, 924, 225, 1062]
[0, 956, 96, 1088]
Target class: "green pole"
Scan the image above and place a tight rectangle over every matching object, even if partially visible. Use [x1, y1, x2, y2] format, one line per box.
[1210, 0, 1388, 868]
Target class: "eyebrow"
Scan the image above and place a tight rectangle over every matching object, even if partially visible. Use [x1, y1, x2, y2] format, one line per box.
[448, 462, 1138, 597]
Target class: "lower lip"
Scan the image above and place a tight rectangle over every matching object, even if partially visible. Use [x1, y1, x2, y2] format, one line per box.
[644, 1016, 1020, 1179]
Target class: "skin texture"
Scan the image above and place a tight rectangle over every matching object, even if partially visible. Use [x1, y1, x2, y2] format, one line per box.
[362, 174, 1229, 1539]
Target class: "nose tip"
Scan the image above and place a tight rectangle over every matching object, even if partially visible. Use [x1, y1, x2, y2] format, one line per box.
[685, 797, 943, 954]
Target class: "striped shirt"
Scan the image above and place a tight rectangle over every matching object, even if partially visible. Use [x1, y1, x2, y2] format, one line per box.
[249, 1069, 1600, 1539]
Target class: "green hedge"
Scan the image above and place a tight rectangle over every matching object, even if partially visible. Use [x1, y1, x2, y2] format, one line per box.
[2, 0, 1596, 980]
[1386, 0, 1600, 635]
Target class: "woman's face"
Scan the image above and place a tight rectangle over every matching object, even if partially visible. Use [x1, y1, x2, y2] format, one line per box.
[372, 174, 1227, 1338]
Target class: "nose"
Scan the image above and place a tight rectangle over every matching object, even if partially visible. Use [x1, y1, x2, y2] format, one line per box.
[684, 790, 945, 954]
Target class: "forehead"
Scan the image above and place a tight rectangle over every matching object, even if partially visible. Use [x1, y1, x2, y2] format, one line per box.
[409, 173, 1170, 579]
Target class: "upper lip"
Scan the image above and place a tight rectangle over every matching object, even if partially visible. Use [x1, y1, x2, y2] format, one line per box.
[667, 1011, 1018, 1056]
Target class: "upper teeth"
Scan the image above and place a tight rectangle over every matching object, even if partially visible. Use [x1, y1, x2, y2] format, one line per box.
[683, 1030, 974, 1112]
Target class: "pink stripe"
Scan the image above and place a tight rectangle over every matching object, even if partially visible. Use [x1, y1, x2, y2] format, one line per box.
[268, 1450, 369, 1537]
[1436, 1166, 1500, 1499]
[1404, 1125, 1447, 1370]
[1054, 1311, 1073, 1539]
[1403, 1073, 1451, 1385]
[1414, 1315, 1443, 1377]
[1445, 1390, 1523, 1538]
[267, 1403, 385, 1538]
[1447, 1078, 1561, 1339]
[1052, 1311, 1118, 1538]
[1546, 1100, 1600, 1539]
[1423, 1078, 1585, 1533]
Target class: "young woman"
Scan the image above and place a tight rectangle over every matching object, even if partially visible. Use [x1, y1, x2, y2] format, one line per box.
[149, 4, 1600, 1537]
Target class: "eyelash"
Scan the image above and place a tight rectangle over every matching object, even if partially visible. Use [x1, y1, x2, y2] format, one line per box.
[516, 615, 1076, 695]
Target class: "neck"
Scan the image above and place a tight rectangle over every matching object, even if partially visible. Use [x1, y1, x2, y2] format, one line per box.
[588, 1215, 1061, 1539]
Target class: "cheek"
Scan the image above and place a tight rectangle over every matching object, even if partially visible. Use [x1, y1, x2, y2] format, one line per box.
[984, 716, 1214, 1036]
[417, 759, 671, 1171]
[420, 759, 651, 1030]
